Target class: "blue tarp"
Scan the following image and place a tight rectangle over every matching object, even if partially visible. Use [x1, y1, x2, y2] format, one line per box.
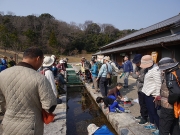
[93, 125, 114, 135]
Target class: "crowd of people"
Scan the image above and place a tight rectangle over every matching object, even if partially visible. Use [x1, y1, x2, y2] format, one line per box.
[80, 54, 180, 135]
[38, 55, 68, 98]
[129, 54, 180, 135]
[0, 56, 16, 72]
[0, 47, 180, 135]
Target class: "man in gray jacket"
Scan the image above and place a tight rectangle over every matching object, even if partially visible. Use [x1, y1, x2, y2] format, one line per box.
[132, 54, 148, 125]
[0, 47, 57, 135]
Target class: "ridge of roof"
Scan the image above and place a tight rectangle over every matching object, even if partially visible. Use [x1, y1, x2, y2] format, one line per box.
[100, 14, 180, 49]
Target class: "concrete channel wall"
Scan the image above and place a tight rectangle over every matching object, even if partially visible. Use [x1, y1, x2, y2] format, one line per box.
[44, 66, 79, 135]
[84, 82, 152, 135]
[44, 95, 67, 135]
[44, 101, 66, 135]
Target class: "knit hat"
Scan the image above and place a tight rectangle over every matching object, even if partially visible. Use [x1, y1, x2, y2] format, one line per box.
[43, 56, 54, 67]
[87, 123, 99, 135]
[132, 54, 142, 64]
[140, 55, 153, 68]
[158, 57, 179, 71]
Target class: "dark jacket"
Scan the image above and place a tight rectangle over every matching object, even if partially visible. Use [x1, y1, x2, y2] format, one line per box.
[64, 62, 68, 68]
[107, 87, 121, 99]
[132, 66, 145, 91]
[0, 65, 6, 72]
[103, 97, 114, 107]
[120, 60, 133, 73]
[160, 73, 173, 109]
[8, 60, 16, 67]
[165, 68, 180, 104]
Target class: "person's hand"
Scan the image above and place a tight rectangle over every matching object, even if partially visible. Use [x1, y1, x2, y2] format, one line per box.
[136, 72, 139, 75]
[153, 96, 161, 102]
[106, 111, 109, 115]
[117, 96, 121, 100]
[96, 78, 99, 81]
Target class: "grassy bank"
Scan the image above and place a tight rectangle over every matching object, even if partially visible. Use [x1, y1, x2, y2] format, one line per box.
[61, 54, 93, 63]
[0, 49, 93, 63]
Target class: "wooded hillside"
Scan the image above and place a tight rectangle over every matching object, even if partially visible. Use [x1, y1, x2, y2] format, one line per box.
[0, 12, 137, 55]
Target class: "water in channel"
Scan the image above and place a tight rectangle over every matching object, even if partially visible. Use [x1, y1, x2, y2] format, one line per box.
[66, 87, 117, 135]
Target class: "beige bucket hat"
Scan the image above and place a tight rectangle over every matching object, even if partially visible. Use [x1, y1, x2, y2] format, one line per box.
[103, 56, 110, 61]
[140, 55, 153, 68]
[43, 56, 54, 67]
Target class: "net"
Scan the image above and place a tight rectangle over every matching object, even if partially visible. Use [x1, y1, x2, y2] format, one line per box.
[67, 70, 82, 84]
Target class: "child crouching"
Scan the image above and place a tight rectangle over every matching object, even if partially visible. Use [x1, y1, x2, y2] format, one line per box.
[96, 96, 130, 114]
[107, 83, 123, 101]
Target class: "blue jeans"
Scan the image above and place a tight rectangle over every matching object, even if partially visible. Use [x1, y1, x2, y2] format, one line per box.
[108, 91, 121, 100]
[108, 95, 116, 100]
[145, 95, 159, 128]
[124, 72, 129, 87]
[57, 74, 66, 84]
[109, 101, 125, 112]
[99, 77, 108, 96]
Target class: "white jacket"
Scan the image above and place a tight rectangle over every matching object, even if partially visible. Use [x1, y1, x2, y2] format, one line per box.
[142, 65, 161, 96]
[109, 61, 119, 73]
[44, 69, 58, 97]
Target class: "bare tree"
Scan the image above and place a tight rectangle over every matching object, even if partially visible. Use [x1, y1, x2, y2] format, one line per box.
[81, 50, 87, 54]
[59, 47, 65, 55]
[78, 23, 84, 30]
[0, 11, 4, 15]
[7, 11, 15, 16]
[100, 23, 112, 33]
[72, 48, 79, 56]
[83, 20, 93, 31]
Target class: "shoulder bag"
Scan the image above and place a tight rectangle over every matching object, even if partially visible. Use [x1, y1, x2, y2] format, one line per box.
[106, 64, 111, 78]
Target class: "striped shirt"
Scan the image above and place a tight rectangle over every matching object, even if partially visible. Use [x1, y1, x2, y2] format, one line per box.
[142, 65, 161, 96]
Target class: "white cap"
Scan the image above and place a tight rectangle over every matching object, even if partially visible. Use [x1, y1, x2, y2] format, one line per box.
[59, 60, 65, 64]
[87, 123, 99, 135]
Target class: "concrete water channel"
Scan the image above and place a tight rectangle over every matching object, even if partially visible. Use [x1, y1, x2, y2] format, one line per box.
[66, 64, 154, 135]
[66, 65, 117, 135]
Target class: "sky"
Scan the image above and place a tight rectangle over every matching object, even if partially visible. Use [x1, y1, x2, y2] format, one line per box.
[0, 0, 180, 30]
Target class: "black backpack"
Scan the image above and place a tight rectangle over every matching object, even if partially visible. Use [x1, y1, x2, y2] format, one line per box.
[84, 60, 91, 69]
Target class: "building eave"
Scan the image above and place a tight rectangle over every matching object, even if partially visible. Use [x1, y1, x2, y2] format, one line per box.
[94, 34, 180, 55]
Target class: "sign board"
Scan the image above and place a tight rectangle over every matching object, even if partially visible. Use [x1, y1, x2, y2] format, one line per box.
[120, 53, 125, 56]
[151, 51, 158, 63]
[97, 55, 104, 62]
